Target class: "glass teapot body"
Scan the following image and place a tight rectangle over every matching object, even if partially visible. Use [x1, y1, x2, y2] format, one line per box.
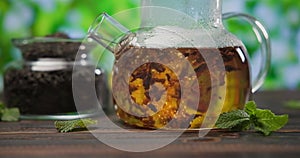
[114, 0, 249, 129]
[83, 0, 270, 129]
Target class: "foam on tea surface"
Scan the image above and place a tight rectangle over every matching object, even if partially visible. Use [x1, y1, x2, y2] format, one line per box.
[133, 26, 243, 49]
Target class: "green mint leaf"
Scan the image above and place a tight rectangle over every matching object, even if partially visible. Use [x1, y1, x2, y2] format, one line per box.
[0, 102, 5, 110]
[0, 102, 20, 122]
[253, 109, 288, 136]
[215, 110, 250, 130]
[215, 101, 289, 136]
[1, 108, 20, 122]
[284, 100, 300, 109]
[0, 102, 5, 115]
[55, 118, 98, 133]
[245, 101, 257, 115]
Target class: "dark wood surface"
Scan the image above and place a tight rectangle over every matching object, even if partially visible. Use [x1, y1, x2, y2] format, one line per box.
[1, 91, 300, 158]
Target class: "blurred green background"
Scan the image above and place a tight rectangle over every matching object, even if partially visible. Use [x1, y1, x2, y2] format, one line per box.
[0, 0, 300, 91]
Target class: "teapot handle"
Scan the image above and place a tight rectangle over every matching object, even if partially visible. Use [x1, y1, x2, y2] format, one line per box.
[223, 12, 271, 93]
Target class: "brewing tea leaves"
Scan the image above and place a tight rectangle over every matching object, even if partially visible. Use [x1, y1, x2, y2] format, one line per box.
[55, 118, 98, 133]
[114, 46, 250, 129]
[216, 101, 288, 136]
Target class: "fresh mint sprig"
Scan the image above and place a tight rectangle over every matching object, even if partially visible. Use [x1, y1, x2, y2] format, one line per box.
[0, 102, 20, 122]
[54, 118, 98, 133]
[216, 101, 288, 136]
[284, 100, 300, 109]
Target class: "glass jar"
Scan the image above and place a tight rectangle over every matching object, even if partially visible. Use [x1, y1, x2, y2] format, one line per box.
[3, 37, 112, 120]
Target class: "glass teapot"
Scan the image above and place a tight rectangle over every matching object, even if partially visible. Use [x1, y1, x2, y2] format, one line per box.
[76, 0, 270, 129]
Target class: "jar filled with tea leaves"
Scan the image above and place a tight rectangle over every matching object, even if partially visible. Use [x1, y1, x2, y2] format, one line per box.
[3, 33, 112, 120]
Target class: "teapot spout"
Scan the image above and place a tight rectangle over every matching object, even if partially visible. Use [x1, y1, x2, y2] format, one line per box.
[87, 13, 134, 53]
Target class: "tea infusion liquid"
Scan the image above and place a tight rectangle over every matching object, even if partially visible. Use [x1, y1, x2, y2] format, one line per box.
[113, 46, 250, 129]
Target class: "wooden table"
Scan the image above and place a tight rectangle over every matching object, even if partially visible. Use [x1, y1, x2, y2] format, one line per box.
[1, 91, 300, 158]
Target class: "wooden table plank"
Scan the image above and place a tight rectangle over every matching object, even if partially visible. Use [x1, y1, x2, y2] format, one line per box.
[1, 91, 300, 158]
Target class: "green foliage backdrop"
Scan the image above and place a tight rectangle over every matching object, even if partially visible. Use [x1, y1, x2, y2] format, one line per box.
[0, 0, 300, 91]
[224, 0, 300, 90]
